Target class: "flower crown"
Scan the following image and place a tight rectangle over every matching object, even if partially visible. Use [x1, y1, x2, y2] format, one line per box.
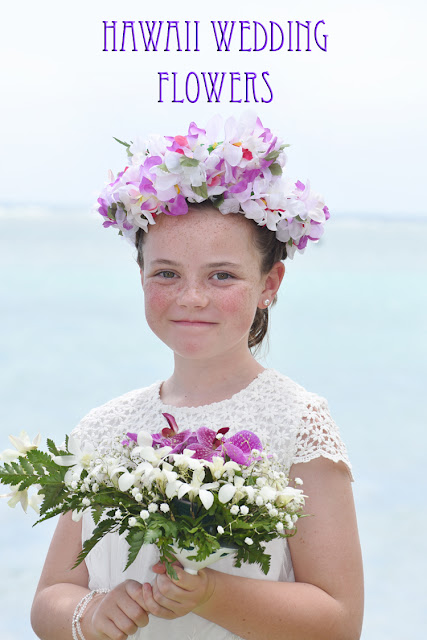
[96, 111, 330, 259]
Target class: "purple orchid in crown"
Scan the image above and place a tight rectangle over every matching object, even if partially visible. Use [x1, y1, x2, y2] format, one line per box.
[186, 426, 263, 465]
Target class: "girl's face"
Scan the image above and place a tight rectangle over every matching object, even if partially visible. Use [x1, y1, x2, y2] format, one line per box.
[140, 206, 283, 362]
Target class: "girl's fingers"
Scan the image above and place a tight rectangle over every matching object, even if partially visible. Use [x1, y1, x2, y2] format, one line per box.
[122, 580, 149, 621]
[159, 565, 209, 594]
[151, 562, 195, 590]
[153, 575, 185, 606]
[110, 605, 140, 636]
[91, 582, 150, 638]
[117, 599, 149, 629]
[155, 570, 193, 598]
[142, 582, 179, 619]
[92, 614, 131, 640]
[151, 562, 167, 574]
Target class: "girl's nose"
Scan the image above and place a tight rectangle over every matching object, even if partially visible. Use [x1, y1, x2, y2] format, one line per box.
[176, 283, 209, 308]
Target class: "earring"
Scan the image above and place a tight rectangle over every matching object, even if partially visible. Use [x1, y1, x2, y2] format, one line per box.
[264, 299, 270, 306]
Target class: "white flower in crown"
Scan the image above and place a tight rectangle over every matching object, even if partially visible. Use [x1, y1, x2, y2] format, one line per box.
[286, 180, 326, 223]
[95, 111, 330, 259]
[276, 218, 306, 244]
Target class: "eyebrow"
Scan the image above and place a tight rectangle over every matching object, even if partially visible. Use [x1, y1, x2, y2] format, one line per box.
[150, 259, 241, 269]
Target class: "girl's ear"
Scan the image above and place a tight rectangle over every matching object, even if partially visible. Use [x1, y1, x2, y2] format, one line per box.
[258, 261, 285, 309]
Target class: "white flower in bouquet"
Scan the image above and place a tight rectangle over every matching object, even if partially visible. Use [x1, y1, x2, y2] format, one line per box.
[0, 430, 41, 462]
[208, 456, 240, 479]
[171, 450, 204, 471]
[54, 437, 95, 484]
[176, 467, 220, 510]
[276, 486, 305, 507]
[0, 484, 42, 514]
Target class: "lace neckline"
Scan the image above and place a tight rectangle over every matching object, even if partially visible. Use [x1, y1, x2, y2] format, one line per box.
[153, 368, 274, 412]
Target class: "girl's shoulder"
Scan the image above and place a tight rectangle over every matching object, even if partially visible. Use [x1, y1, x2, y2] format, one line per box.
[242, 368, 338, 424]
[256, 368, 328, 405]
[251, 369, 354, 480]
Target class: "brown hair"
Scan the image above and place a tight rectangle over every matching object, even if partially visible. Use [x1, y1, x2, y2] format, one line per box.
[134, 201, 287, 353]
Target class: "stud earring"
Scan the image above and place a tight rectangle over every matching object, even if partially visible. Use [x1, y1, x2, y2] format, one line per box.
[264, 299, 270, 306]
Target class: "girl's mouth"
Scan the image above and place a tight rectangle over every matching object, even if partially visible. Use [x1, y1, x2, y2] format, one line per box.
[172, 320, 217, 326]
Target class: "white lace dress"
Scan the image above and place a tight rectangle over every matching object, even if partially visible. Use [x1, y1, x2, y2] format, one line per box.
[72, 368, 352, 640]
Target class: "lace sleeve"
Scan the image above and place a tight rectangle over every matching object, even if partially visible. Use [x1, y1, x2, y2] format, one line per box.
[292, 393, 353, 480]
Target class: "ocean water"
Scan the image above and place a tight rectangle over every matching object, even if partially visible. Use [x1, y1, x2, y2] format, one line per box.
[0, 206, 426, 639]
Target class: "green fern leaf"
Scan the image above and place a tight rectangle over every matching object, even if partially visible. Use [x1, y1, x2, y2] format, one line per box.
[143, 527, 162, 545]
[38, 485, 68, 515]
[124, 529, 146, 570]
[73, 518, 117, 568]
[33, 506, 65, 526]
[26, 449, 58, 468]
[46, 438, 66, 456]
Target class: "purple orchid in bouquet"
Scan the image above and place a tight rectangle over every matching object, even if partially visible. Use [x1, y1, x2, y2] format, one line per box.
[185, 426, 262, 465]
[124, 413, 197, 454]
[125, 414, 262, 465]
[151, 413, 197, 453]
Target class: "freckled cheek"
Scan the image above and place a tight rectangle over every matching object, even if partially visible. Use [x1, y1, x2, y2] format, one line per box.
[217, 288, 257, 317]
[143, 284, 171, 318]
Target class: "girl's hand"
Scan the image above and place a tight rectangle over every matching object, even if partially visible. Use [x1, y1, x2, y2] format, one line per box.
[141, 562, 216, 620]
[81, 580, 149, 640]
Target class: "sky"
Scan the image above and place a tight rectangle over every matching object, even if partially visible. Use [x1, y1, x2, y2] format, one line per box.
[0, 0, 426, 216]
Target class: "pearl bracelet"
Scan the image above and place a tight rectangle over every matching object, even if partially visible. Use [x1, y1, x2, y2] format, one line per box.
[72, 589, 110, 640]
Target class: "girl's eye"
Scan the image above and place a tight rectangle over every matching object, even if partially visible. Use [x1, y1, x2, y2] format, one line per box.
[157, 271, 176, 279]
[213, 272, 233, 281]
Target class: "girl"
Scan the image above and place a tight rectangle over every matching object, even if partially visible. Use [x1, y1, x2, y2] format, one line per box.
[31, 113, 364, 640]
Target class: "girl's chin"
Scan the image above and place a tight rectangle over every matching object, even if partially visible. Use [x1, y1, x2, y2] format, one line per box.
[171, 345, 220, 360]
[163, 336, 225, 360]
[168, 338, 251, 362]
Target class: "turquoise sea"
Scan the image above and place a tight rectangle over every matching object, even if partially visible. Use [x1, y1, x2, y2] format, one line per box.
[0, 206, 426, 639]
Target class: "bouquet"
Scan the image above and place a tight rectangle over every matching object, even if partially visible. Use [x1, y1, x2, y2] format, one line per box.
[0, 414, 306, 579]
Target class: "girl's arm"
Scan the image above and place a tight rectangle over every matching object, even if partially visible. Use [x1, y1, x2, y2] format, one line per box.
[31, 512, 149, 640]
[142, 456, 364, 640]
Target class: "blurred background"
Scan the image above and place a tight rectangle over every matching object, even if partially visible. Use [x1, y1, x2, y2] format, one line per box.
[1, 1, 426, 638]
